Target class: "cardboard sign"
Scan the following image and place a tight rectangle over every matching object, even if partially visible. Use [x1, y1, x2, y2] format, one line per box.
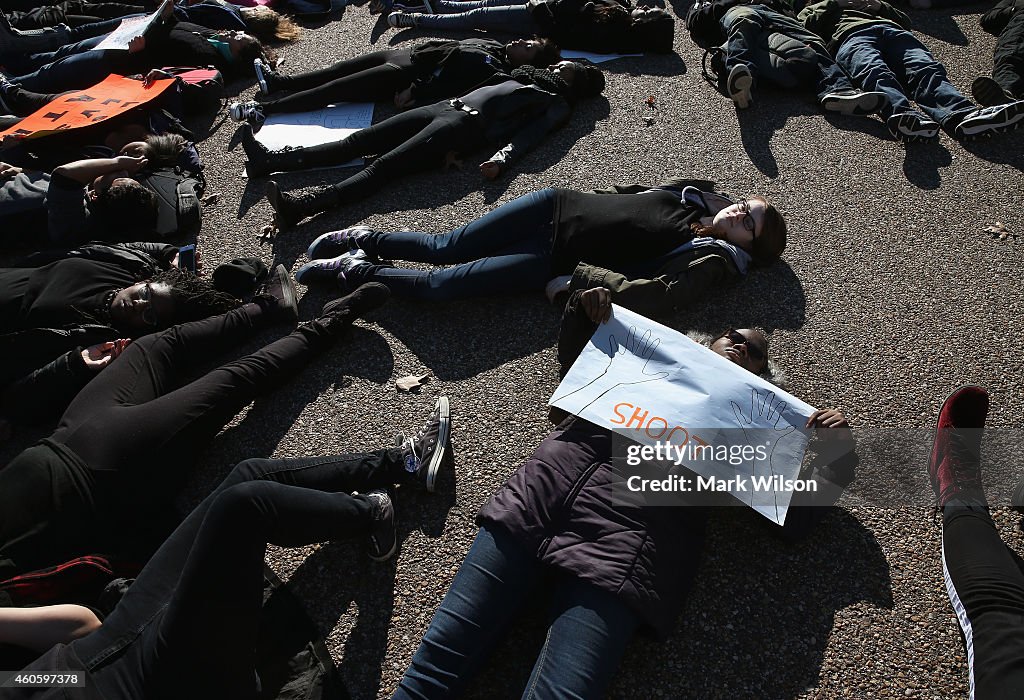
[0, 74, 174, 141]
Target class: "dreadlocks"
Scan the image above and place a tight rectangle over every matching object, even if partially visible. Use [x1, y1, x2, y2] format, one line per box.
[150, 268, 241, 323]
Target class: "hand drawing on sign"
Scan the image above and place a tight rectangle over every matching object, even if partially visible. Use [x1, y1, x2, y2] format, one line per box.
[730, 388, 805, 520]
[551, 326, 669, 413]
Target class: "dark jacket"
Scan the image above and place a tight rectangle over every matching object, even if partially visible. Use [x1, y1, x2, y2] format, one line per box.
[0, 242, 176, 426]
[460, 80, 572, 175]
[982, 0, 1024, 35]
[477, 416, 857, 636]
[407, 39, 511, 106]
[798, 0, 910, 52]
[528, 0, 674, 53]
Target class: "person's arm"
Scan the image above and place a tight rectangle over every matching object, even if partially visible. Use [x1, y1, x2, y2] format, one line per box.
[870, 0, 910, 29]
[51, 155, 147, 185]
[0, 605, 102, 654]
[980, 0, 1017, 35]
[797, 0, 843, 39]
[566, 252, 736, 318]
[480, 96, 571, 178]
[778, 409, 858, 541]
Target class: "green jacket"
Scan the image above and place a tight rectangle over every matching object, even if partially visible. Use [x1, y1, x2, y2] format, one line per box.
[798, 0, 911, 52]
[566, 177, 741, 319]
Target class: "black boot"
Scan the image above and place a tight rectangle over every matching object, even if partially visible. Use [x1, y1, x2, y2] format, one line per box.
[241, 124, 316, 178]
[265, 181, 341, 231]
[316, 282, 391, 334]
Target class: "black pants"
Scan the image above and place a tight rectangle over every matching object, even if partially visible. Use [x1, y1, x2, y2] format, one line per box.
[994, 11, 1024, 99]
[8, 1, 144, 29]
[298, 102, 481, 207]
[62, 450, 407, 699]
[942, 503, 1024, 699]
[261, 47, 415, 115]
[0, 301, 358, 577]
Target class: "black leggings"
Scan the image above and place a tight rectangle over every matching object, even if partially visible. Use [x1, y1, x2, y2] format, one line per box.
[60, 450, 408, 699]
[261, 48, 415, 115]
[0, 301, 360, 576]
[301, 102, 481, 207]
[942, 503, 1024, 699]
[8, 1, 145, 29]
[994, 11, 1024, 99]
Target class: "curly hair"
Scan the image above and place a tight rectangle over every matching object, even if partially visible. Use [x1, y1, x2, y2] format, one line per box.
[150, 267, 241, 325]
[92, 180, 159, 235]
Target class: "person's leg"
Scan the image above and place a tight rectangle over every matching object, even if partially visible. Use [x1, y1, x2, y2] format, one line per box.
[0, 80, 64, 116]
[53, 293, 383, 481]
[271, 47, 410, 94]
[885, 26, 976, 129]
[365, 187, 557, 264]
[261, 61, 408, 115]
[722, 6, 766, 78]
[942, 504, 1024, 699]
[521, 577, 640, 700]
[11, 45, 132, 93]
[834, 28, 914, 121]
[411, 5, 537, 34]
[993, 13, 1024, 99]
[327, 109, 480, 206]
[363, 248, 552, 301]
[392, 526, 546, 699]
[431, 0, 526, 11]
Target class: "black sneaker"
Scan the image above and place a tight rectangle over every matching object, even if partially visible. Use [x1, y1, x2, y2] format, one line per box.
[954, 101, 1024, 139]
[0, 71, 14, 116]
[387, 11, 419, 28]
[886, 112, 939, 141]
[255, 263, 299, 322]
[320, 282, 391, 318]
[296, 249, 371, 287]
[253, 58, 281, 96]
[362, 489, 397, 561]
[726, 63, 753, 109]
[307, 226, 377, 260]
[970, 76, 1013, 107]
[820, 89, 886, 116]
[229, 100, 266, 125]
[400, 396, 451, 493]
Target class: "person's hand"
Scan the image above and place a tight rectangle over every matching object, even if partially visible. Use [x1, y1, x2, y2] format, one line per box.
[0, 162, 22, 180]
[394, 87, 415, 109]
[128, 35, 146, 53]
[142, 68, 173, 87]
[81, 339, 131, 372]
[479, 160, 501, 180]
[580, 287, 612, 324]
[805, 408, 853, 440]
[115, 155, 147, 174]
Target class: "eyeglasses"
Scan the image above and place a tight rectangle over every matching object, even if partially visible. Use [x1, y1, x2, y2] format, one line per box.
[737, 199, 757, 236]
[722, 329, 765, 363]
[138, 283, 159, 327]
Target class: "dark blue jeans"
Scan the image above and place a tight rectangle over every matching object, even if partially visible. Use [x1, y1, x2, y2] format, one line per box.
[414, 1, 537, 34]
[66, 451, 406, 699]
[392, 525, 641, 699]
[9, 33, 134, 93]
[723, 5, 855, 99]
[834, 24, 975, 126]
[359, 188, 557, 301]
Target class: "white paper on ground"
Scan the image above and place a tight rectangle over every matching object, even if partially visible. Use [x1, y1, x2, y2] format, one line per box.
[550, 305, 817, 525]
[561, 50, 643, 64]
[243, 102, 374, 177]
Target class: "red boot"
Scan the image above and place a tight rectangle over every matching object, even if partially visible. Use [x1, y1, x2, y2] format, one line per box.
[928, 386, 989, 508]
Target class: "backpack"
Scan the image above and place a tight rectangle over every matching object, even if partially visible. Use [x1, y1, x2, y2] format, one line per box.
[138, 166, 206, 238]
[160, 66, 226, 116]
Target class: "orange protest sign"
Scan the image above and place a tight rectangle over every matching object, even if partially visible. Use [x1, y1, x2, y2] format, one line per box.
[0, 74, 175, 141]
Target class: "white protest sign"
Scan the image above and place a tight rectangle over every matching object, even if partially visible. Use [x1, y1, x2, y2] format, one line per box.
[244, 102, 374, 177]
[92, 0, 169, 51]
[550, 305, 816, 525]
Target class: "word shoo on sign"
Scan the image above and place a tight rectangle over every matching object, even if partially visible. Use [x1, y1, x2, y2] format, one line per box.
[610, 402, 710, 448]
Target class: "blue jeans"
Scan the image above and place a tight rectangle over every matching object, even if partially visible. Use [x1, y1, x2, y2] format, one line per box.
[835, 24, 975, 126]
[392, 525, 641, 700]
[724, 5, 855, 99]
[414, 1, 537, 34]
[10, 34, 134, 92]
[359, 188, 557, 301]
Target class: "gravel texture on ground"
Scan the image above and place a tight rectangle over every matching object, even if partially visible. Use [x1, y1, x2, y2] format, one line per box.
[4, 3, 1024, 698]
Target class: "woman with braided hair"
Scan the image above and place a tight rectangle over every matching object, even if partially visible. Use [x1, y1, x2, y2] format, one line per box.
[239, 61, 605, 230]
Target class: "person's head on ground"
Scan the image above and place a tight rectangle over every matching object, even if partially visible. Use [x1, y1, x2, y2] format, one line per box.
[548, 60, 605, 99]
[88, 173, 159, 234]
[695, 196, 787, 264]
[708, 327, 770, 377]
[108, 268, 239, 334]
[504, 37, 560, 68]
[212, 29, 276, 69]
[627, 6, 674, 53]
[119, 134, 188, 167]
[241, 6, 302, 43]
